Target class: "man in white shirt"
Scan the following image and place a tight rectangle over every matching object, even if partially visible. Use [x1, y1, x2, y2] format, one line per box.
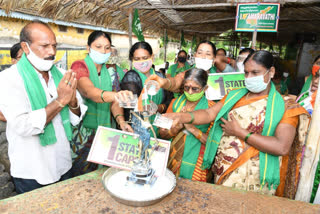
[0, 20, 87, 194]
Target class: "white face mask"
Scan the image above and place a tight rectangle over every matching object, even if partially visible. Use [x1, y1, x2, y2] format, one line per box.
[283, 72, 289, 78]
[237, 62, 244, 73]
[26, 43, 55, 72]
[195, 57, 213, 71]
[245, 70, 270, 93]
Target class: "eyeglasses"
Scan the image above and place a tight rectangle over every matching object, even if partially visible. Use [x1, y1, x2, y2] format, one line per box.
[184, 85, 202, 93]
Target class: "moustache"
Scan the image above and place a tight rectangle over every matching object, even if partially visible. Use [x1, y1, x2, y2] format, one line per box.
[44, 56, 55, 60]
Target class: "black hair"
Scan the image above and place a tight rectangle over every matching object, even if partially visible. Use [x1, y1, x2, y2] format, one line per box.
[20, 20, 51, 44]
[10, 43, 21, 59]
[177, 50, 187, 56]
[129, 41, 153, 61]
[216, 48, 226, 56]
[195, 40, 216, 56]
[244, 50, 274, 69]
[313, 55, 320, 64]
[120, 70, 143, 121]
[159, 68, 166, 75]
[87, 31, 111, 46]
[239, 48, 254, 56]
[183, 68, 208, 88]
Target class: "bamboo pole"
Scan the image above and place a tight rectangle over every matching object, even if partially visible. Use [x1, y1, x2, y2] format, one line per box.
[164, 29, 167, 64]
[295, 71, 320, 202]
[128, 8, 133, 69]
[251, 29, 257, 50]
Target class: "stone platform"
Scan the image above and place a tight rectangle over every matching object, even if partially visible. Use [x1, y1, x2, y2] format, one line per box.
[0, 168, 319, 213]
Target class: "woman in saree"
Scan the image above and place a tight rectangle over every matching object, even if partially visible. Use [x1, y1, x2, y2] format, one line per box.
[129, 41, 173, 136]
[163, 50, 308, 197]
[159, 68, 214, 182]
[70, 31, 133, 176]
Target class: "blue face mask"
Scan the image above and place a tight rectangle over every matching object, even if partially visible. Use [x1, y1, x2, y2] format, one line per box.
[89, 48, 111, 64]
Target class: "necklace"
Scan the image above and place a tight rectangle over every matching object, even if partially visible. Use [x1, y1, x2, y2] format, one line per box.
[185, 101, 198, 112]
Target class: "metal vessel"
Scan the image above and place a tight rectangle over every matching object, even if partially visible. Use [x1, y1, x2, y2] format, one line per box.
[102, 167, 176, 207]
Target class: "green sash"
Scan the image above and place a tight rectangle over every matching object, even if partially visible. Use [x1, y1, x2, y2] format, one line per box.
[134, 68, 164, 105]
[203, 82, 285, 189]
[83, 55, 112, 130]
[173, 94, 210, 179]
[169, 62, 191, 77]
[17, 53, 72, 146]
[300, 75, 312, 95]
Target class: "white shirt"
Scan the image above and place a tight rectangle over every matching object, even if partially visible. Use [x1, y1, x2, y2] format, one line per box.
[0, 64, 87, 185]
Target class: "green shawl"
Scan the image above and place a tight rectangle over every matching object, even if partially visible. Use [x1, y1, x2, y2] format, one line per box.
[169, 62, 191, 77]
[17, 53, 72, 146]
[83, 55, 112, 130]
[172, 94, 210, 179]
[203, 82, 285, 189]
[300, 75, 312, 95]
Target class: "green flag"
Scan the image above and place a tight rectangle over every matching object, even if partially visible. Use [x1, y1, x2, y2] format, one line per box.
[191, 35, 197, 49]
[132, 9, 144, 42]
[180, 31, 186, 47]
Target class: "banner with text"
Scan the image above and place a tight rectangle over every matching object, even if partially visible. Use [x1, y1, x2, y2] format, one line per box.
[207, 72, 245, 100]
[87, 127, 170, 176]
[235, 3, 280, 32]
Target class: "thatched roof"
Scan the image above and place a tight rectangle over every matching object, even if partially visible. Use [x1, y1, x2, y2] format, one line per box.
[0, 0, 320, 44]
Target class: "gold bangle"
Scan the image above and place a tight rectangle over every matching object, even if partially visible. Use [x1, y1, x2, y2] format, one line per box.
[101, 90, 106, 103]
[196, 130, 202, 140]
[55, 99, 65, 108]
[168, 129, 175, 137]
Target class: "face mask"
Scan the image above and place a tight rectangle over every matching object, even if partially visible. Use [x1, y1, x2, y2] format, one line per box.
[237, 62, 244, 73]
[184, 90, 205, 102]
[178, 56, 187, 63]
[195, 57, 213, 71]
[283, 72, 289, 78]
[133, 59, 153, 73]
[312, 65, 320, 76]
[89, 48, 111, 64]
[26, 43, 55, 72]
[245, 70, 270, 93]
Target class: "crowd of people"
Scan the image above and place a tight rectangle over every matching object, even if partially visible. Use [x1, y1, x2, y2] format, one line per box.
[0, 20, 319, 204]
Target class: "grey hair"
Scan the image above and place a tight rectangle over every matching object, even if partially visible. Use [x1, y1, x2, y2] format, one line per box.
[183, 68, 208, 88]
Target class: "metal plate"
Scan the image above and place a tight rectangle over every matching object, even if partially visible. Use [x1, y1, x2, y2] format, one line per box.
[102, 168, 176, 207]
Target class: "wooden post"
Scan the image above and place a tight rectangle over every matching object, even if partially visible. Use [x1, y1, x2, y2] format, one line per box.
[164, 29, 167, 64]
[128, 8, 133, 69]
[252, 29, 257, 50]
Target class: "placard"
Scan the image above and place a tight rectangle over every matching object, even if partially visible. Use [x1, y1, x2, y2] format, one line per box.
[207, 72, 245, 100]
[235, 3, 280, 32]
[87, 126, 171, 176]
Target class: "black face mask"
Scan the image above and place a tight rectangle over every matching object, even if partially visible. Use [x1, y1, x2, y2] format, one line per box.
[178, 56, 187, 63]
